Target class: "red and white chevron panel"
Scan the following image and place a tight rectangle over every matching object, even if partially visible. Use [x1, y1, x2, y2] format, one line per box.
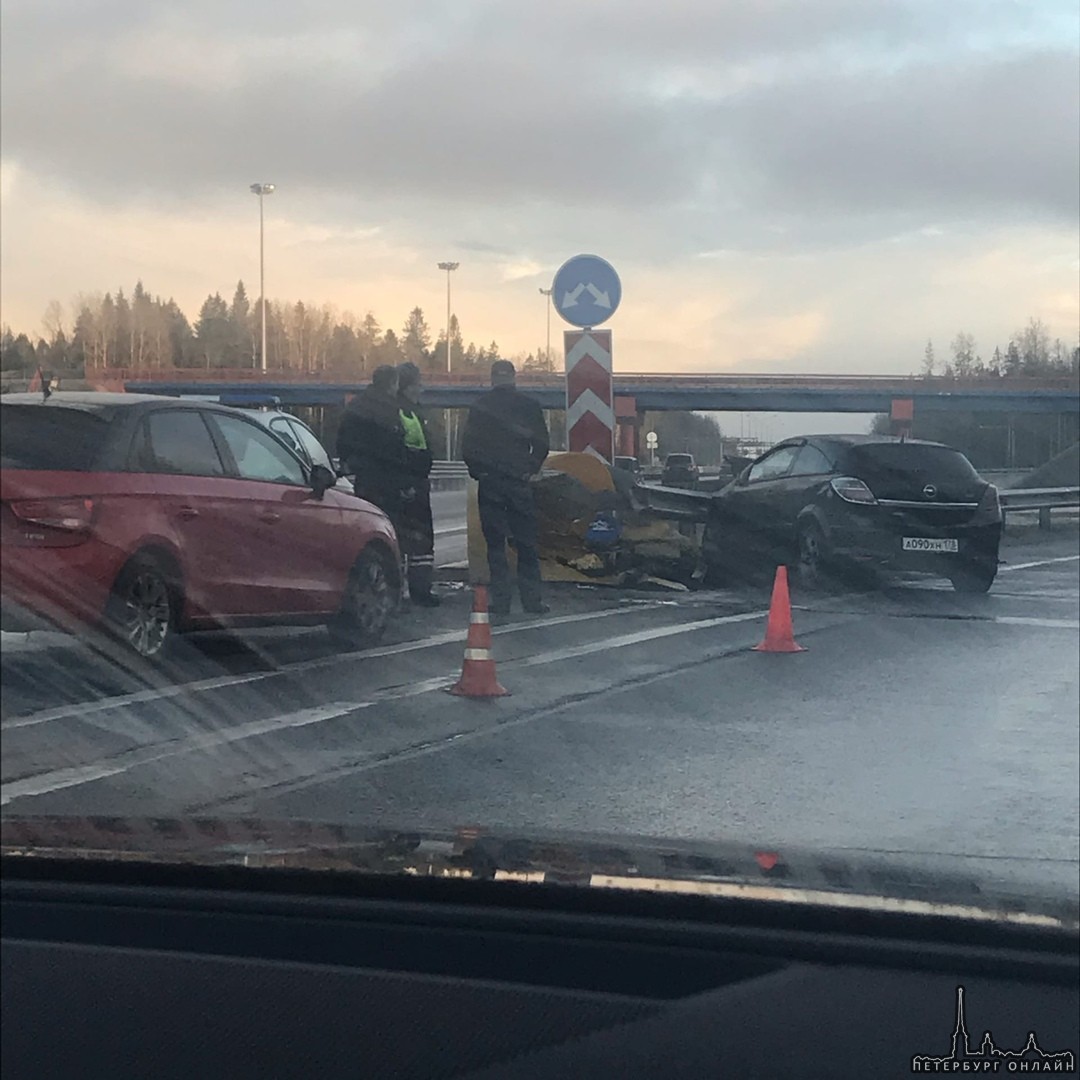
[564, 330, 614, 462]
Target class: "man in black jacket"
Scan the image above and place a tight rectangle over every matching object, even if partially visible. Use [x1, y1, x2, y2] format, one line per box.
[396, 362, 440, 607]
[462, 360, 550, 615]
[337, 365, 408, 530]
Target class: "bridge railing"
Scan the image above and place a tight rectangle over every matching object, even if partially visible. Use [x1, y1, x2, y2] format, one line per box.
[100, 367, 1080, 393]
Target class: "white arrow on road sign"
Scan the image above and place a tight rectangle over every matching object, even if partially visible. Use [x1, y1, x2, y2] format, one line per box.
[562, 282, 611, 310]
[585, 283, 611, 308]
[561, 283, 586, 309]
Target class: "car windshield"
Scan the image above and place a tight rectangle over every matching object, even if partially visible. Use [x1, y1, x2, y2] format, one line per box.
[0, 405, 114, 470]
[1, 1, 1078, 934]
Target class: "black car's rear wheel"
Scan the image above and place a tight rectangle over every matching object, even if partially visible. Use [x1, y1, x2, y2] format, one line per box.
[328, 549, 396, 648]
[950, 560, 997, 594]
[795, 521, 834, 592]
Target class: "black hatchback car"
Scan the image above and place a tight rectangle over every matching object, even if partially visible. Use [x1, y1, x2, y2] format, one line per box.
[701, 435, 1003, 592]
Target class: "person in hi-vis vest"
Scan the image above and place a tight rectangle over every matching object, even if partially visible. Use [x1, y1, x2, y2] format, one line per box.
[395, 363, 440, 607]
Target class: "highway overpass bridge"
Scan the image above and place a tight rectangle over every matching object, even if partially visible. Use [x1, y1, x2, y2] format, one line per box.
[115, 369, 1080, 415]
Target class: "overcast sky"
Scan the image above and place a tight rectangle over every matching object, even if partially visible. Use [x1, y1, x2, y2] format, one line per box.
[1, 0, 1077, 373]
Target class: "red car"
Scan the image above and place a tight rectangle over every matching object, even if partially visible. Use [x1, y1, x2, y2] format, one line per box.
[1, 393, 401, 658]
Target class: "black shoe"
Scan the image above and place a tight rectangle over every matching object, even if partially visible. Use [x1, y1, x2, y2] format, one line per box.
[523, 603, 551, 615]
[410, 592, 441, 608]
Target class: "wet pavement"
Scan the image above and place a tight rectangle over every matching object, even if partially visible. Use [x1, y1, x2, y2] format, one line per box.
[2, 523, 1078, 910]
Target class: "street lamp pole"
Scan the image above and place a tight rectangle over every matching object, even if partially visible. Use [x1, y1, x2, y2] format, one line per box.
[250, 183, 275, 372]
[539, 287, 552, 369]
[437, 261, 459, 460]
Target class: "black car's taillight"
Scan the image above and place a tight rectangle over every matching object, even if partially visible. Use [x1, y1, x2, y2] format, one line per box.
[970, 484, 1002, 524]
[829, 476, 878, 505]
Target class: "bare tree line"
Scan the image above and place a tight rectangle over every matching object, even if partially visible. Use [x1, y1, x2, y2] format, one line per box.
[1, 280, 559, 377]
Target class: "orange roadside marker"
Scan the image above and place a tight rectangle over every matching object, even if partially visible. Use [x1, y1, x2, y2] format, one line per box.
[753, 566, 806, 653]
[447, 585, 510, 697]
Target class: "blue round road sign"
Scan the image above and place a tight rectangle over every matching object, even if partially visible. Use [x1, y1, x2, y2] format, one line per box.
[551, 254, 621, 328]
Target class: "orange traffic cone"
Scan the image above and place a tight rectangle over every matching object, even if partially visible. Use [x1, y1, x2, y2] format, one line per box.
[753, 566, 806, 653]
[447, 586, 510, 697]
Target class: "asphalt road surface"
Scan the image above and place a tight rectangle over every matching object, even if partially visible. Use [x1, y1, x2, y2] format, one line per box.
[2, 522, 1077, 909]
[432, 487, 468, 568]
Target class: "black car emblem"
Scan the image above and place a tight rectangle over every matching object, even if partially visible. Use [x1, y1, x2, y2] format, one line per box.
[923, 484, 937, 499]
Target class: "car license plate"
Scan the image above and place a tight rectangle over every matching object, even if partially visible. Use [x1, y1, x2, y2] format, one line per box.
[902, 537, 958, 553]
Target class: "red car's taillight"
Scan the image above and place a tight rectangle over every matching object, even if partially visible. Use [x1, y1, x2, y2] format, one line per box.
[8, 497, 96, 542]
[829, 476, 878, 505]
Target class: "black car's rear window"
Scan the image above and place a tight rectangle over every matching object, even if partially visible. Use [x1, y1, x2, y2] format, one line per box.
[667, 455, 693, 465]
[0, 405, 115, 471]
[845, 443, 979, 484]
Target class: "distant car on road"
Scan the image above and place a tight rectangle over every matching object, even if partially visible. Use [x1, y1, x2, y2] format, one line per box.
[1, 393, 401, 658]
[701, 435, 1002, 593]
[613, 456, 642, 478]
[215, 395, 354, 493]
[661, 453, 700, 489]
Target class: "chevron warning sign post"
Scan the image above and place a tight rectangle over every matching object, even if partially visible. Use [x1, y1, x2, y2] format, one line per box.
[552, 254, 622, 464]
[565, 330, 615, 462]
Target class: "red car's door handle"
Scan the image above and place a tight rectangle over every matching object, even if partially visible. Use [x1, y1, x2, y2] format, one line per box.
[176, 506, 200, 520]
[259, 511, 282, 524]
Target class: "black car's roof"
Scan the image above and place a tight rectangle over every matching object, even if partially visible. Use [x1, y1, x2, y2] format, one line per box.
[786, 434, 953, 450]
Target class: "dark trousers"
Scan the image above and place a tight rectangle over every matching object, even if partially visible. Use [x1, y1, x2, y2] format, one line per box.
[477, 474, 542, 612]
[352, 474, 407, 590]
[399, 478, 436, 598]
[352, 476, 403, 529]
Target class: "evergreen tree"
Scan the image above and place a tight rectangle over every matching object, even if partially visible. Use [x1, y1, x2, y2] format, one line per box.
[195, 293, 231, 368]
[165, 299, 195, 367]
[402, 307, 432, 366]
[229, 281, 253, 366]
[921, 339, 935, 377]
[376, 329, 404, 367]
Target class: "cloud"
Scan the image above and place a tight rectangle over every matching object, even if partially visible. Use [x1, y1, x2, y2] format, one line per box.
[716, 49, 1079, 227]
[3, 0, 1075, 242]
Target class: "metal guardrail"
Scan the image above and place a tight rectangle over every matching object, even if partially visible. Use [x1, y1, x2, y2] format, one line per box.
[640, 484, 1080, 527]
[998, 487, 1080, 512]
[999, 487, 1080, 529]
[431, 461, 470, 478]
[430, 461, 470, 490]
[639, 484, 712, 521]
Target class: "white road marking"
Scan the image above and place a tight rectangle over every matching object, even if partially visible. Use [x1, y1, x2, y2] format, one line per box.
[993, 616, 1080, 630]
[516, 610, 767, 668]
[0, 702, 371, 806]
[2, 604, 665, 732]
[1, 672, 272, 732]
[2, 608, 769, 806]
[999, 555, 1080, 573]
[196, 611, 778, 809]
